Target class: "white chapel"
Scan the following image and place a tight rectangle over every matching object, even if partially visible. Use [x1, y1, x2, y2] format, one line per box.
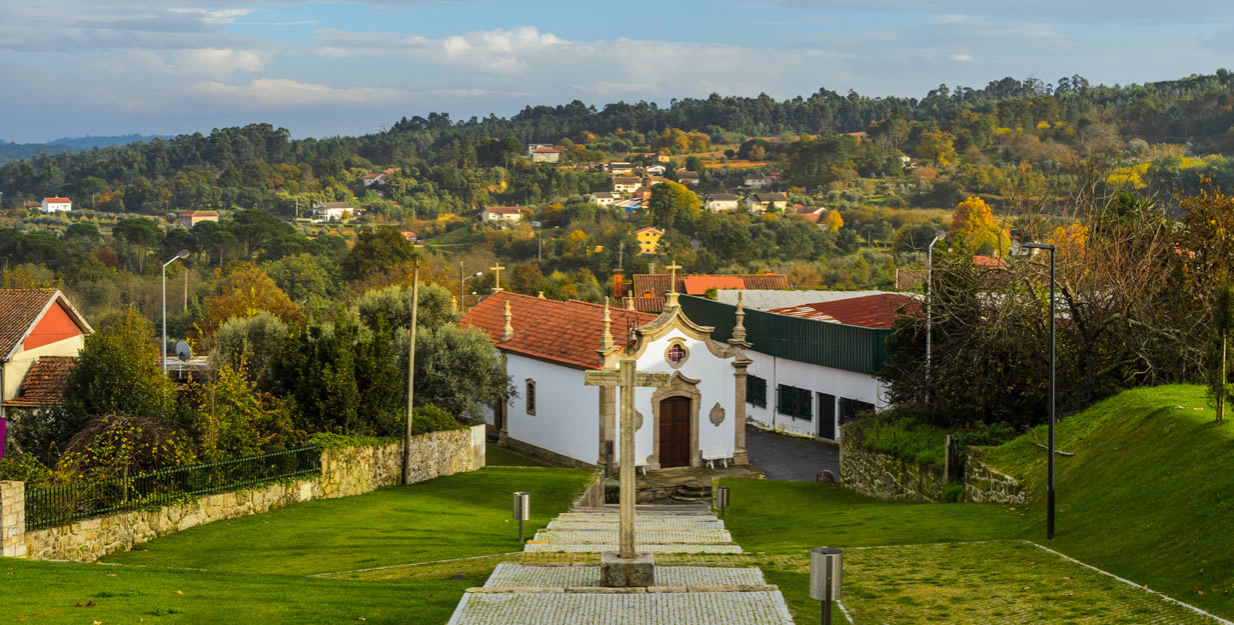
[460, 287, 753, 470]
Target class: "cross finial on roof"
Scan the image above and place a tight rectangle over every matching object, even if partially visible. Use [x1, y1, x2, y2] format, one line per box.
[732, 291, 748, 344]
[491, 263, 506, 293]
[665, 260, 683, 309]
[502, 300, 514, 342]
[599, 297, 614, 353]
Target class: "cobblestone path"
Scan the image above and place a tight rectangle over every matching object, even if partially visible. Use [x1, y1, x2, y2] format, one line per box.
[445, 503, 795, 625]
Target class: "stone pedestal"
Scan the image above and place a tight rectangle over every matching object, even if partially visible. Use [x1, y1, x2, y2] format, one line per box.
[600, 551, 655, 587]
[1, 481, 27, 559]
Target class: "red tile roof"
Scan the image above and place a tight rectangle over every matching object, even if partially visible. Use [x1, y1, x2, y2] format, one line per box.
[178, 211, 218, 217]
[460, 292, 657, 369]
[635, 227, 664, 235]
[0, 290, 59, 359]
[682, 276, 745, 295]
[769, 294, 921, 329]
[633, 273, 789, 298]
[42, 197, 71, 203]
[484, 206, 523, 214]
[973, 255, 1008, 268]
[5, 356, 74, 407]
[533, 147, 560, 153]
[623, 297, 666, 313]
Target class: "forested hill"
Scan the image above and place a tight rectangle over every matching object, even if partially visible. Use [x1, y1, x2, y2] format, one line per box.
[0, 134, 168, 164]
[2, 70, 1234, 211]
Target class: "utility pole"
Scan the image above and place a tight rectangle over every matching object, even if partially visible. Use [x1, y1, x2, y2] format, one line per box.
[403, 260, 420, 485]
[459, 261, 465, 312]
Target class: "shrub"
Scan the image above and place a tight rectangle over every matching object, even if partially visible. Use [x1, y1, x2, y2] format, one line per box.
[861, 417, 948, 466]
[0, 454, 53, 490]
[941, 481, 964, 503]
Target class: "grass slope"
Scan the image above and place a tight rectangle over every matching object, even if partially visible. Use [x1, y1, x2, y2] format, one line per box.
[985, 384, 1234, 617]
[104, 467, 592, 575]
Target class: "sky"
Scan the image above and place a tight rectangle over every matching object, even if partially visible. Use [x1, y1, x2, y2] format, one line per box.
[1, 0, 1231, 143]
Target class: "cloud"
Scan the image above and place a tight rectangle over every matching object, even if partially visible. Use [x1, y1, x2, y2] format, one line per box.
[167, 8, 255, 25]
[317, 26, 566, 74]
[129, 48, 271, 77]
[951, 54, 973, 62]
[189, 78, 409, 110]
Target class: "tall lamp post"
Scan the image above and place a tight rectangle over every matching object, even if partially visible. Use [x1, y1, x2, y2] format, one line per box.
[458, 264, 483, 312]
[926, 231, 946, 382]
[162, 249, 190, 373]
[1022, 242, 1057, 539]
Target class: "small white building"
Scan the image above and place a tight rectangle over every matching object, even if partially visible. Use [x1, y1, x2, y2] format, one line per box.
[743, 173, 774, 189]
[40, 197, 71, 213]
[746, 193, 788, 214]
[312, 202, 361, 222]
[676, 169, 700, 186]
[644, 164, 667, 176]
[461, 291, 752, 469]
[608, 162, 634, 175]
[481, 206, 524, 224]
[705, 194, 740, 213]
[589, 192, 619, 206]
[527, 143, 554, 156]
[612, 177, 641, 194]
[531, 148, 561, 163]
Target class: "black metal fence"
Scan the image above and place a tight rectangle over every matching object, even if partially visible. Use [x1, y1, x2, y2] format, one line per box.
[24, 446, 321, 530]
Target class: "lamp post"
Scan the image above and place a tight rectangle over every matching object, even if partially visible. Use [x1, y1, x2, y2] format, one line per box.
[926, 231, 946, 385]
[161, 250, 190, 373]
[537, 226, 559, 262]
[1022, 242, 1057, 539]
[459, 264, 483, 312]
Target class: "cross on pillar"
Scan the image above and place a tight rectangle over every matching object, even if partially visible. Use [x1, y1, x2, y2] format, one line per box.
[665, 261, 683, 309]
[490, 263, 506, 293]
[586, 358, 670, 559]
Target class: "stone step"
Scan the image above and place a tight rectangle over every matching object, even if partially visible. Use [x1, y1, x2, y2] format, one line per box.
[548, 520, 725, 531]
[534, 530, 733, 545]
[523, 543, 743, 554]
[556, 513, 719, 522]
[484, 563, 766, 588]
[446, 590, 792, 625]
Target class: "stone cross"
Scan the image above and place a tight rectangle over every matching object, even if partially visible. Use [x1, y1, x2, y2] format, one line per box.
[490, 263, 506, 293]
[665, 261, 683, 308]
[586, 358, 670, 558]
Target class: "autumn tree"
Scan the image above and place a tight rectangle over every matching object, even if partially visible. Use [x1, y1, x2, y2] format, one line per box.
[199, 263, 304, 337]
[917, 130, 957, 166]
[1208, 285, 1234, 423]
[949, 196, 1010, 257]
[510, 261, 545, 294]
[649, 181, 700, 227]
[822, 210, 844, 233]
[342, 227, 417, 282]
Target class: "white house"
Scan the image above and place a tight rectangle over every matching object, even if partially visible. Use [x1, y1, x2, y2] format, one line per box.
[676, 169, 700, 186]
[743, 174, 774, 189]
[608, 162, 634, 175]
[589, 192, 619, 206]
[704, 193, 740, 213]
[461, 290, 752, 469]
[481, 206, 524, 224]
[746, 193, 789, 214]
[644, 164, 667, 176]
[684, 291, 918, 440]
[40, 197, 71, 213]
[312, 202, 361, 222]
[531, 148, 561, 163]
[612, 177, 641, 194]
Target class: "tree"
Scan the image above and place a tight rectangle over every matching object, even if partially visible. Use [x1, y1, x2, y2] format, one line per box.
[510, 261, 545, 294]
[342, 227, 417, 282]
[822, 210, 844, 233]
[262, 253, 337, 307]
[648, 181, 700, 227]
[352, 283, 454, 332]
[1208, 285, 1234, 423]
[949, 196, 1010, 257]
[209, 312, 290, 384]
[409, 324, 510, 421]
[113, 217, 163, 272]
[191, 361, 299, 461]
[917, 130, 957, 166]
[58, 306, 179, 445]
[199, 263, 304, 337]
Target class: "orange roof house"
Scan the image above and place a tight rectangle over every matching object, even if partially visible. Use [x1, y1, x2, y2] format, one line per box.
[769, 293, 921, 329]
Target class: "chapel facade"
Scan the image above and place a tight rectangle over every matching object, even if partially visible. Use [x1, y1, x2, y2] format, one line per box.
[460, 289, 752, 470]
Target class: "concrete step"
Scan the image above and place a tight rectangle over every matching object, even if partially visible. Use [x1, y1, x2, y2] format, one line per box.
[534, 530, 733, 545]
[447, 590, 792, 625]
[556, 513, 719, 522]
[548, 520, 725, 531]
[484, 563, 766, 588]
[523, 543, 743, 554]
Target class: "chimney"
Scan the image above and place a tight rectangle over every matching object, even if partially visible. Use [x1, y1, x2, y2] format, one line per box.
[613, 269, 625, 299]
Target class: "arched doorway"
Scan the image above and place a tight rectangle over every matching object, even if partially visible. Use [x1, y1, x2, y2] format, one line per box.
[659, 396, 692, 468]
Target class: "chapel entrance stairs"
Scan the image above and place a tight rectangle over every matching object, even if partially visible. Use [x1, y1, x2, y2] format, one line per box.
[445, 503, 796, 625]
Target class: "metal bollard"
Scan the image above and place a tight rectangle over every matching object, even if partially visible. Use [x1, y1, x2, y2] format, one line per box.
[513, 491, 530, 543]
[715, 485, 730, 519]
[809, 547, 843, 625]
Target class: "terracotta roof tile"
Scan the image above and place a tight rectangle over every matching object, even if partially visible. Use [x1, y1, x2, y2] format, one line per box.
[460, 292, 657, 369]
[0, 289, 58, 359]
[623, 296, 666, 313]
[682, 276, 745, 295]
[633, 274, 788, 298]
[769, 294, 921, 329]
[5, 356, 74, 407]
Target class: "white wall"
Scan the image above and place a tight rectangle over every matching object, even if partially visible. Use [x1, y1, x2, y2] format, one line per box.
[505, 354, 599, 464]
[633, 329, 736, 465]
[2, 335, 85, 403]
[744, 350, 886, 440]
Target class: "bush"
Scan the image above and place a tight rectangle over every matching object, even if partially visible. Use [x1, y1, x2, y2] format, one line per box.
[941, 481, 964, 502]
[0, 454, 53, 490]
[952, 421, 1018, 449]
[412, 404, 467, 435]
[861, 417, 948, 466]
[301, 404, 464, 449]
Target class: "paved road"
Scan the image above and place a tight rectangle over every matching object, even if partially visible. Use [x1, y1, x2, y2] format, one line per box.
[745, 426, 840, 482]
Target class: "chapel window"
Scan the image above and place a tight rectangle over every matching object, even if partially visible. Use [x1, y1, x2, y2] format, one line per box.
[526, 379, 536, 415]
[666, 343, 688, 367]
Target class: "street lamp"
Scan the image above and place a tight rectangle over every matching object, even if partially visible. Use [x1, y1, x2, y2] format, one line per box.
[537, 226, 559, 262]
[162, 249, 190, 373]
[458, 264, 483, 312]
[1022, 242, 1057, 539]
[926, 231, 946, 384]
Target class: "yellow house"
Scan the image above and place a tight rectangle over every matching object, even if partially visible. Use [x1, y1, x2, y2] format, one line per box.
[635, 227, 665, 255]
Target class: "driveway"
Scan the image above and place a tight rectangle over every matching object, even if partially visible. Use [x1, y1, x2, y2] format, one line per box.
[745, 426, 840, 482]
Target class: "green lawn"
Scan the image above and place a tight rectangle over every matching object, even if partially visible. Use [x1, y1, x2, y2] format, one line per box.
[4, 467, 591, 625]
[486, 444, 554, 468]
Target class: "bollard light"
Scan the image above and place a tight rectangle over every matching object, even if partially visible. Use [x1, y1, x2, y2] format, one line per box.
[715, 485, 730, 518]
[809, 547, 843, 625]
[513, 491, 530, 543]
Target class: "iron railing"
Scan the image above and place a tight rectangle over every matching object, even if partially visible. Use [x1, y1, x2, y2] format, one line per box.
[24, 446, 321, 530]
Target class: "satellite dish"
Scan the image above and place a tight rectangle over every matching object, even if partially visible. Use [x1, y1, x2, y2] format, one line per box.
[175, 340, 192, 362]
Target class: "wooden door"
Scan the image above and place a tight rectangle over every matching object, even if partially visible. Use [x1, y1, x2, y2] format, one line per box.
[817, 393, 836, 439]
[659, 396, 692, 468]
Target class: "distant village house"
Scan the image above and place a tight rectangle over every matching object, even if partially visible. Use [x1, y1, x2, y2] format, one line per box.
[178, 211, 219, 228]
[40, 197, 71, 213]
[481, 206, 524, 224]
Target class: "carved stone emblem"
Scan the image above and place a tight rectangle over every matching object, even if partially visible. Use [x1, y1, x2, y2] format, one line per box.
[709, 402, 725, 427]
[635, 410, 645, 431]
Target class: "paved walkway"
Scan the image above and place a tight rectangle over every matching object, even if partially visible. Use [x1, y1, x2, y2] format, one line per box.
[446, 503, 795, 625]
[746, 426, 840, 481]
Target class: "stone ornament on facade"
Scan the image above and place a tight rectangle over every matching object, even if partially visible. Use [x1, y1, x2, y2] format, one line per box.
[635, 410, 645, 431]
[709, 402, 725, 427]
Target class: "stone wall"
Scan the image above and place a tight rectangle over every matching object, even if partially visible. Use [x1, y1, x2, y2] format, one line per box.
[6, 425, 485, 563]
[964, 449, 1026, 505]
[839, 423, 946, 502]
[571, 471, 606, 509]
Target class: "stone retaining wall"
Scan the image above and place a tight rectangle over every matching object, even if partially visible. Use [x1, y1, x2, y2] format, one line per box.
[4, 425, 485, 562]
[839, 423, 946, 502]
[571, 471, 606, 509]
[964, 450, 1026, 505]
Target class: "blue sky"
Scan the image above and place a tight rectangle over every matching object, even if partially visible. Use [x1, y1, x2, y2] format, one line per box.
[1, 0, 1230, 143]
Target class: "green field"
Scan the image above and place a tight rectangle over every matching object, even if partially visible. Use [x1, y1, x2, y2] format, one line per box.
[4, 467, 593, 625]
